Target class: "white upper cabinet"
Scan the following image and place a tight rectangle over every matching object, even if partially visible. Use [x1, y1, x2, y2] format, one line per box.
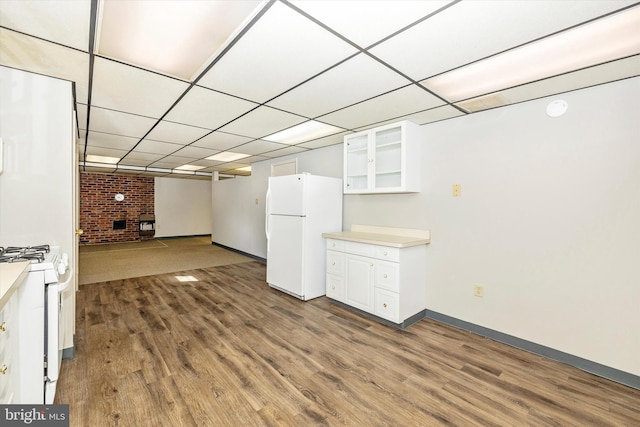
[343, 120, 421, 194]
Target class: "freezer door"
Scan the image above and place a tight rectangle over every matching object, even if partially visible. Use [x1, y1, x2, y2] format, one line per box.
[266, 215, 304, 298]
[267, 174, 305, 216]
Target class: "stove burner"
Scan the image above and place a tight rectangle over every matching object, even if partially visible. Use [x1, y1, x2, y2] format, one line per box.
[0, 245, 50, 264]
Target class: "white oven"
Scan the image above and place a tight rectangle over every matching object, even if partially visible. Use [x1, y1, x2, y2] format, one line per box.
[2, 245, 72, 404]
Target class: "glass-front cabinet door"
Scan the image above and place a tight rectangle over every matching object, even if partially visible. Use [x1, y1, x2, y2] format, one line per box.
[343, 120, 421, 194]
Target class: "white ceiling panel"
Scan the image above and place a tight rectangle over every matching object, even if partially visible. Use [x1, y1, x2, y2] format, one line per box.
[0, 29, 90, 103]
[144, 120, 211, 144]
[120, 152, 166, 163]
[151, 156, 198, 168]
[296, 132, 350, 150]
[165, 86, 258, 129]
[261, 146, 309, 158]
[91, 57, 190, 118]
[267, 53, 412, 118]
[0, 0, 91, 51]
[81, 145, 129, 159]
[318, 85, 446, 130]
[191, 131, 254, 151]
[172, 145, 218, 159]
[88, 107, 157, 138]
[370, 0, 637, 81]
[134, 140, 183, 155]
[231, 140, 288, 155]
[197, 1, 358, 103]
[219, 106, 307, 139]
[494, 56, 640, 106]
[401, 105, 465, 126]
[291, 0, 452, 48]
[86, 132, 139, 151]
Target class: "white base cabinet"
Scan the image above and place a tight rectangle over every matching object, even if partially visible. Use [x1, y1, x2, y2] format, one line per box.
[325, 231, 428, 327]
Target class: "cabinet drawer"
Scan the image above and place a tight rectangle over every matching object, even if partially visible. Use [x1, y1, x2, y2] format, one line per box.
[326, 239, 344, 252]
[326, 251, 344, 276]
[375, 261, 399, 292]
[374, 288, 399, 323]
[326, 274, 344, 301]
[344, 241, 375, 257]
[374, 246, 400, 262]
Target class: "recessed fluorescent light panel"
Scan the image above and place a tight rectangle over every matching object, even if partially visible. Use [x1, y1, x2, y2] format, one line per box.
[206, 152, 250, 162]
[421, 6, 640, 102]
[85, 154, 120, 164]
[175, 164, 205, 171]
[95, 0, 266, 80]
[263, 121, 344, 145]
[236, 166, 252, 172]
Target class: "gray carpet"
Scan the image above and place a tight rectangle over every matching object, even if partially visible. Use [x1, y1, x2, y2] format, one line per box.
[79, 236, 254, 285]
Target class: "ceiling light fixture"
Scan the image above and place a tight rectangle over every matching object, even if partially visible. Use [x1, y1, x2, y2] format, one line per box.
[175, 164, 205, 171]
[421, 6, 640, 102]
[263, 120, 344, 145]
[206, 152, 250, 162]
[95, 0, 266, 81]
[85, 154, 120, 164]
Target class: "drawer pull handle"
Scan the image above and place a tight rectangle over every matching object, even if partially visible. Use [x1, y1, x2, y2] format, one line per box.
[332, 262, 335, 266]
[0, 322, 5, 332]
[383, 303, 388, 308]
[332, 285, 336, 290]
[384, 251, 388, 256]
[0, 365, 7, 375]
[383, 274, 388, 279]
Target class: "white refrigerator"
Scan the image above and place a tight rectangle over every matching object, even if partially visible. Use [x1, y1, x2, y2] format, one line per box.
[265, 173, 342, 300]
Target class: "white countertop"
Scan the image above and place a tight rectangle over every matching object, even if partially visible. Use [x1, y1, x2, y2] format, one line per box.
[322, 224, 431, 248]
[0, 261, 30, 309]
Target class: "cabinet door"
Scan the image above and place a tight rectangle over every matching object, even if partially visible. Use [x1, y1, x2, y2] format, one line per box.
[373, 124, 403, 190]
[344, 254, 374, 313]
[326, 274, 344, 301]
[344, 133, 370, 192]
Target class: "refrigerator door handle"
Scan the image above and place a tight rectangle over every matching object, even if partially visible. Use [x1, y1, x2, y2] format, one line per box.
[265, 187, 271, 241]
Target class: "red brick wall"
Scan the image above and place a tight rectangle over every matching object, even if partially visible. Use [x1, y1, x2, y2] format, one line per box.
[79, 172, 154, 244]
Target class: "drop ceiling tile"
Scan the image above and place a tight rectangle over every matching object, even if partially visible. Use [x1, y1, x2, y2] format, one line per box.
[318, 85, 445, 130]
[231, 140, 288, 155]
[401, 105, 465, 125]
[291, 0, 451, 48]
[135, 140, 183, 155]
[267, 53, 411, 118]
[82, 145, 129, 159]
[116, 158, 156, 167]
[296, 132, 350, 149]
[120, 151, 165, 163]
[262, 146, 309, 158]
[172, 145, 218, 159]
[145, 120, 211, 144]
[495, 55, 640, 105]
[197, 1, 358, 103]
[150, 158, 194, 169]
[219, 106, 307, 139]
[165, 86, 258, 129]
[91, 57, 190, 118]
[88, 107, 157, 137]
[0, 0, 91, 51]
[85, 132, 139, 151]
[191, 131, 254, 151]
[0, 28, 90, 103]
[370, 0, 636, 80]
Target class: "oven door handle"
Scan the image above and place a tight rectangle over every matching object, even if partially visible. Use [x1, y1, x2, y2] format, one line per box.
[57, 269, 74, 292]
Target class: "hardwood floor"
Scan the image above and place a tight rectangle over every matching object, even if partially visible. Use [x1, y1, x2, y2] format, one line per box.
[55, 262, 640, 426]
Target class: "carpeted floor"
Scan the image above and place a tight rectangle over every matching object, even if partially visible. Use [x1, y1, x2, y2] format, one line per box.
[78, 236, 255, 285]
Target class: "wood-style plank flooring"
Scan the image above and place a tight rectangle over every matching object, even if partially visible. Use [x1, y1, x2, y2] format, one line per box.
[55, 262, 640, 426]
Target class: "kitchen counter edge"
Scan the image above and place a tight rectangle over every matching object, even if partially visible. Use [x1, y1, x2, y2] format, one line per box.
[322, 231, 430, 248]
[0, 261, 30, 309]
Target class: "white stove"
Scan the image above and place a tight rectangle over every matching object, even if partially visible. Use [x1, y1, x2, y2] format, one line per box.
[1, 244, 72, 404]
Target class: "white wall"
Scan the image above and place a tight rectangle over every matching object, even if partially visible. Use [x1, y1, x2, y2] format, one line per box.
[210, 78, 640, 377]
[154, 177, 212, 237]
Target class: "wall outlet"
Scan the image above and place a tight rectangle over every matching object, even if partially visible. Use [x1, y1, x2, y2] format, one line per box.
[452, 184, 461, 197]
[474, 284, 484, 297]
